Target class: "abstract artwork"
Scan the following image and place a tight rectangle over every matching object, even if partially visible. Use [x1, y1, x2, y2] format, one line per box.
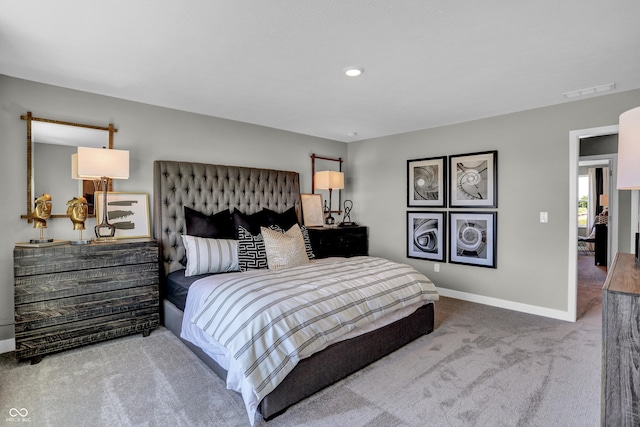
[94, 192, 150, 238]
[407, 156, 446, 207]
[449, 151, 497, 208]
[449, 211, 496, 268]
[407, 211, 445, 261]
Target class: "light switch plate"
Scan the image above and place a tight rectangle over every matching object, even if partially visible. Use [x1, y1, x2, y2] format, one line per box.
[540, 212, 548, 223]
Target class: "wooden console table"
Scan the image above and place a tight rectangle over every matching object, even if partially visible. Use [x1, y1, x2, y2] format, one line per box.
[601, 252, 640, 426]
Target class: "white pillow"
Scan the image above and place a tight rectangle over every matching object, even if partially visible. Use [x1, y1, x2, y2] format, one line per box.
[181, 235, 239, 277]
[260, 224, 310, 270]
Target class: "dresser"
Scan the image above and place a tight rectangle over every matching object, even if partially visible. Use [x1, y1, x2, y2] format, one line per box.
[601, 252, 640, 426]
[13, 238, 160, 363]
[307, 226, 368, 258]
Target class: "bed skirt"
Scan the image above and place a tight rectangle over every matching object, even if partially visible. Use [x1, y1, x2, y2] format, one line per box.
[162, 298, 434, 420]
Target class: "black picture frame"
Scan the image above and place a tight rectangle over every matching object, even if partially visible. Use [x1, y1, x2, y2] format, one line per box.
[407, 211, 446, 261]
[449, 150, 497, 208]
[449, 211, 497, 268]
[407, 156, 447, 207]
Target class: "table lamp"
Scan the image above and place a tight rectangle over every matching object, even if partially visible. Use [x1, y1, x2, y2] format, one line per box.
[73, 146, 129, 240]
[314, 171, 344, 225]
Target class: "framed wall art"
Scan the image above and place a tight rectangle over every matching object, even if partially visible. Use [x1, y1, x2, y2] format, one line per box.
[407, 156, 447, 207]
[449, 211, 497, 268]
[449, 150, 497, 208]
[94, 192, 150, 239]
[301, 193, 325, 227]
[407, 211, 446, 261]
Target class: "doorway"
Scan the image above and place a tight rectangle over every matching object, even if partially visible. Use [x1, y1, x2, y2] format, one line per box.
[568, 125, 618, 322]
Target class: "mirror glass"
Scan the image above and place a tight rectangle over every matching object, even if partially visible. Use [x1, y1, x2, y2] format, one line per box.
[24, 114, 114, 219]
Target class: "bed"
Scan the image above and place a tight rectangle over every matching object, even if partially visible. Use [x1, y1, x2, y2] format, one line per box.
[153, 160, 437, 424]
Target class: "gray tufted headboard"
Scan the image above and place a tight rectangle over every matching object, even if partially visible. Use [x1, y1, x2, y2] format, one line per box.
[153, 160, 302, 276]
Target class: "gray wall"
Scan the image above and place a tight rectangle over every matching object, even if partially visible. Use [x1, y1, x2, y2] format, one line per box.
[347, 89, 640, 312]
[0, 75, 347, 344]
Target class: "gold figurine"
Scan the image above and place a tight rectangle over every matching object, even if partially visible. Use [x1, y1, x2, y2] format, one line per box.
[30, 193, 53, 243]
[67, 196, 88, 230]
[67, 196, 91, 245]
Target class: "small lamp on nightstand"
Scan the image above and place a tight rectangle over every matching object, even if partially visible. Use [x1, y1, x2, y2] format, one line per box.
[72, 147, 129, 241]
[314, 171, 344, 225]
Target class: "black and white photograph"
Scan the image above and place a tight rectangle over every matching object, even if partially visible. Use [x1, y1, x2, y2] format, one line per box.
[95, 192, 150, 238]
[449, 211, 497, 268]
[407, 211, 445, 261]
[407, 156, 446, 207]
[449, 151, 497, 208]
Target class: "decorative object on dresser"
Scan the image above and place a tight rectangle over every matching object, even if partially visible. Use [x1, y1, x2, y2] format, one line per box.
[449, 211, 497, 268]
[407, 156, 447, 207]
[338, 199, 358, 226]
[449, 150, 498, 208]
[601, 253, 640, 426]
[13, 238, 159, 364]
[314, 170, 345, 225]
[301, 193, 324, 227]
[407, 211, 446, 262]
[30, 193, 53, 243]
[66, 196, 91, 245]
[73, 147, 130, 240]
[306, 225, 368, 259]
[94, 192, 151, 239]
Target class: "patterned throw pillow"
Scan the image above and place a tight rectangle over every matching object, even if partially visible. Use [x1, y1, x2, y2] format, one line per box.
[299, 225, 315, 260]
[237, 226, 269, 272]
[261, 224, 310, 270]
[181, 235, 239, 277]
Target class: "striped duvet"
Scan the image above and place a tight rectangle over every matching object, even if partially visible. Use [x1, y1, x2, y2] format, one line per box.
[191, 256, 439, 402]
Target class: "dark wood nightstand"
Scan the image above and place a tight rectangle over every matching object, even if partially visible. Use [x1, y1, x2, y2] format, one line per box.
[306, 226, 368, 259]
[13, 238, 160, 363]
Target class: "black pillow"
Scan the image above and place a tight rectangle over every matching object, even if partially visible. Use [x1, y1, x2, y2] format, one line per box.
[232, 209, 268, 236]
[184, 207, 235, 239]
[263, 206, 299, 230]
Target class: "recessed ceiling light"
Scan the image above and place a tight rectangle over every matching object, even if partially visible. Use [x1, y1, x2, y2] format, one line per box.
[562, 83, 615, 99]
[348, 132, 358, 137]
[344, 66, 364, 77]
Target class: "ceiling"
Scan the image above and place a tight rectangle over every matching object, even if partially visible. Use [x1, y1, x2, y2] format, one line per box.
[1, 1, 639, 142]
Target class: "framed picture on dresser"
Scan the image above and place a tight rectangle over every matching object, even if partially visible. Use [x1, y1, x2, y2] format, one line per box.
[95, 192, 150, 239]
[407, 211, 446, 261]
[407, 156, 447, 207]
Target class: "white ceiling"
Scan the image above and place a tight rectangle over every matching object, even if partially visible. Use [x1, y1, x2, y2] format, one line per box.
[1, 1, 639, 142]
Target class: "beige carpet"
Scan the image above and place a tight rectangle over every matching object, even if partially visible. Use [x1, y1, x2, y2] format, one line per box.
[0, 293, 601, 426]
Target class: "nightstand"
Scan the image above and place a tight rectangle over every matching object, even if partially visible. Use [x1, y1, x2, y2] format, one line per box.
[13, 238, 160, 363]
[306, 226, 368, 258]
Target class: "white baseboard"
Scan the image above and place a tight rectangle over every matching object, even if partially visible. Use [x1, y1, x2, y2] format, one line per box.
[436, 287, 574, 322]
[0, 338, 15, 354]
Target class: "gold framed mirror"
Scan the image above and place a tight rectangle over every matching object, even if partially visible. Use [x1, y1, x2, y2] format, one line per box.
[21, 112, 117, 221]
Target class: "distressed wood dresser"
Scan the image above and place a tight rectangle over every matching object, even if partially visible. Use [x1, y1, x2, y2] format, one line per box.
[13, 238, 159, 363]
[601, 252, 640, 426]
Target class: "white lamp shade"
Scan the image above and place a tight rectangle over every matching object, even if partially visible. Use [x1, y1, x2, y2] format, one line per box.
[75, 146, 129, 179]
[314, 171, 344, 190]
[617, 106, 640, 190]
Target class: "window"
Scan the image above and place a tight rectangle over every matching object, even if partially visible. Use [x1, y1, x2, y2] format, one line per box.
[578, 175, 589, 227]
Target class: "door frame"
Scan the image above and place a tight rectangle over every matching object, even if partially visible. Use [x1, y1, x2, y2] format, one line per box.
[568, 124, 618, 322]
